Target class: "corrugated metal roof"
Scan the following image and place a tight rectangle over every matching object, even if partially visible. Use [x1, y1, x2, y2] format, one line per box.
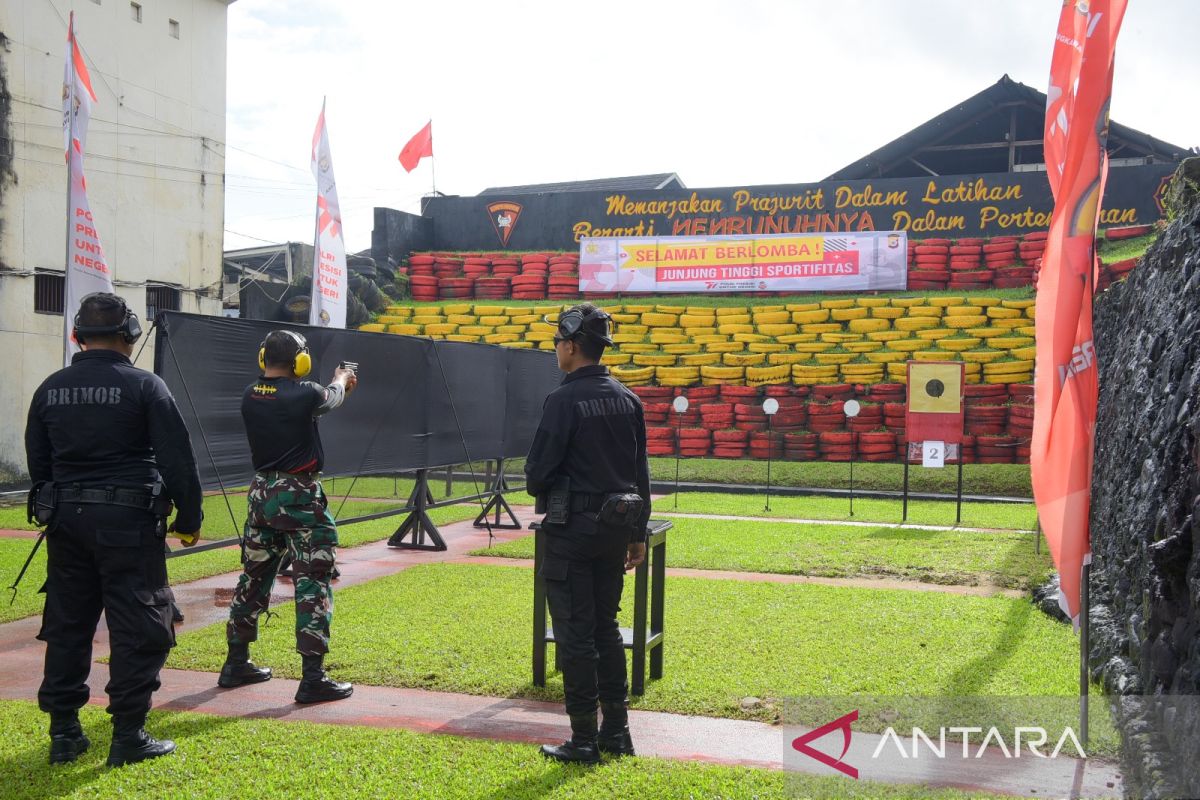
[826, 75, 1191, 181]
[478, 173, 685, 196]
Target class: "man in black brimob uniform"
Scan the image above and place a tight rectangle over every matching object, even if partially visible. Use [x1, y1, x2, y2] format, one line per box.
[24, 292, 204, 767]
[525, 303, 651, 764]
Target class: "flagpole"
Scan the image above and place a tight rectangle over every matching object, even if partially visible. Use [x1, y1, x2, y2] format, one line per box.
[1078, 238, 1098, 749]
[431, 154, 437, 196]
[1080, 562, 1090, 746]
[63, 13, 77, 367]
[308, 99, 324, 325]
[309, 199, 321, 323]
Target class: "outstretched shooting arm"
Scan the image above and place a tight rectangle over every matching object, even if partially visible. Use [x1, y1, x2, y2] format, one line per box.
[314, 366, 357, 416]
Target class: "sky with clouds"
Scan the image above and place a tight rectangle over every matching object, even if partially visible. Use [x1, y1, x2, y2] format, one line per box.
[221, 0, 1200, 254]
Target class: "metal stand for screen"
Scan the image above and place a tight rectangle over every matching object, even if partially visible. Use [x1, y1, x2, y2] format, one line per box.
[474, 459, 522, 530]
[532, 520, 670, 696]
[387, 469, 447, 551]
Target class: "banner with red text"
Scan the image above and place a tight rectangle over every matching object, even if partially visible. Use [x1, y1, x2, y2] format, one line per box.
[309, 100, 347, 328]
[62, 12, 113, 366]
[1032, 0, 1127, 625]
[579, 232, 907, 293]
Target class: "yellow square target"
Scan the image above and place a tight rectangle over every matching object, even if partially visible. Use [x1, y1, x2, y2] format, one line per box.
[908, 362, 963, 414]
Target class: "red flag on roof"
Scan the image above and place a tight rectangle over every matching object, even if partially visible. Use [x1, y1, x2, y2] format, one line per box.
[398, 120, 433, 173]
[1032, 0, 1128, 626]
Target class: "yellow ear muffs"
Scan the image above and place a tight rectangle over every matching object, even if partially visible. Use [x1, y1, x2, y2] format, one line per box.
[258, 331, 312, 377]
[293, 348, 312, 378]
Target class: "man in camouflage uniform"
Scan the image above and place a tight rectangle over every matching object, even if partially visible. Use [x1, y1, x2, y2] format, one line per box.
[218, 329, 357, 703]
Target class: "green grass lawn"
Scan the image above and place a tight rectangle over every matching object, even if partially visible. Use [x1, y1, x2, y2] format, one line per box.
[0, 500, 482, 625]
[649, 459, 1033, 498]
[471, 517, 1050, 589]
[333, 456, 1032, 501]
[656, 492, 1038, 530]
[0, 700, 1001, 800]
[1097, 231, 1156, 264]
[170, 563, 1079, 727]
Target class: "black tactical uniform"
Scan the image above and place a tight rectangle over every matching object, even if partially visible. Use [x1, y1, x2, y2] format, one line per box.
[526, 306, 651, 763]
[25, 330, 203, 766]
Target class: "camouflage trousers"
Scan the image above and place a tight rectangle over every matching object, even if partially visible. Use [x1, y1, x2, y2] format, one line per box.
[226, 473, 338, 655]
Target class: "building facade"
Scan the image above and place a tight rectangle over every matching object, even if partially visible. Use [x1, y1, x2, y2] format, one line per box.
[0, 0, 234, 483]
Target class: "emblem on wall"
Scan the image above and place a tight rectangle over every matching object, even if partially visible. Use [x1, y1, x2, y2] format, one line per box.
[1153, 174, 1172, 217]
[486, 201, 523, 247]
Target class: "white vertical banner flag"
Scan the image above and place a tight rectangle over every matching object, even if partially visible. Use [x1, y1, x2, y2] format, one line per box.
[62, 12, 113, 366]
[309, 99, 347, 328]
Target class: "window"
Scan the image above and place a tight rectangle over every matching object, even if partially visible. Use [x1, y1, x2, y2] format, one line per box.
[168, 19, 180, 39]
[130, 2, 142, 22]
[34, 273, 65, 315]
[146, 286, 181, 321]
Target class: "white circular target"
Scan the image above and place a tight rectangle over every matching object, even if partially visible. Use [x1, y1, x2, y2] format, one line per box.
[762, 398, 780, 415]
[672, 396, 690, 413]
[844, 399, 861, 418]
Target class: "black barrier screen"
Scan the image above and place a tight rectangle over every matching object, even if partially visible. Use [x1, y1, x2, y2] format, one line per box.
[154, 312, 562, 489]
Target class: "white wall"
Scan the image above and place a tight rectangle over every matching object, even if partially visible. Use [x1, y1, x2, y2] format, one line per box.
[0, 0, 233, 482]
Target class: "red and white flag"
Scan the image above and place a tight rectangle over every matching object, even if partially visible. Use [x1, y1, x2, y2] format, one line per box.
[1033, 0, 1127, 625]
[62, 12, 113, 366]
[62, 11, 96, 154]
[309, 99, 347, 328]
[398, 120, 433, 173]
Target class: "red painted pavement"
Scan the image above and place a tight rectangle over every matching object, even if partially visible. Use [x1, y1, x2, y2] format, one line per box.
[0, 528, 41, 539]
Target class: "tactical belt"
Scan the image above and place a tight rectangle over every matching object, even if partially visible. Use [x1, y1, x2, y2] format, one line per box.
[256, 470, 319, 481]
[56, 486, 155, 510]
[569, 493, 609, 513]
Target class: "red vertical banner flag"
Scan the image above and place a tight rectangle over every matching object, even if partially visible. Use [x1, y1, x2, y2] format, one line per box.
[398, 120, 433, 173]
[62, 12, 114, 366]
[1033, 0, 1128, 624]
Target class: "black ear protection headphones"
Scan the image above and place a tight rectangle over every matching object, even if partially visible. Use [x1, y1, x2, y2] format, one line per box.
[550, 307, 614, 346]
[258, 330, 312, 377]
[73, 292, 143, 345]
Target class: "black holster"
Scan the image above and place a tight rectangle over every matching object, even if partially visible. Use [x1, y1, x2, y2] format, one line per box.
[27, 482, 56, 528]
[597, 493, 644, 532]
[538, 477, 571, 525]
[149, 482, 174, 520]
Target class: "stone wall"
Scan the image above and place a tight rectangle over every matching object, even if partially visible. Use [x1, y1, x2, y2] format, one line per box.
[1091, 158, 1200, 797]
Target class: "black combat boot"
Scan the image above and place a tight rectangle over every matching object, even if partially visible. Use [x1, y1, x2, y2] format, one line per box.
[48, 710, 90, 765]
[217, 642, 273, 688]
[540, 712, 600, 764]
[106, 713, 175, 767]
[294, 654, 353, 703]
[597, 700, 636, 757]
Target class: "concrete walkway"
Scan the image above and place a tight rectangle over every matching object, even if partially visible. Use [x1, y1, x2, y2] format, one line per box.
[0, 508, 1118, 796]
